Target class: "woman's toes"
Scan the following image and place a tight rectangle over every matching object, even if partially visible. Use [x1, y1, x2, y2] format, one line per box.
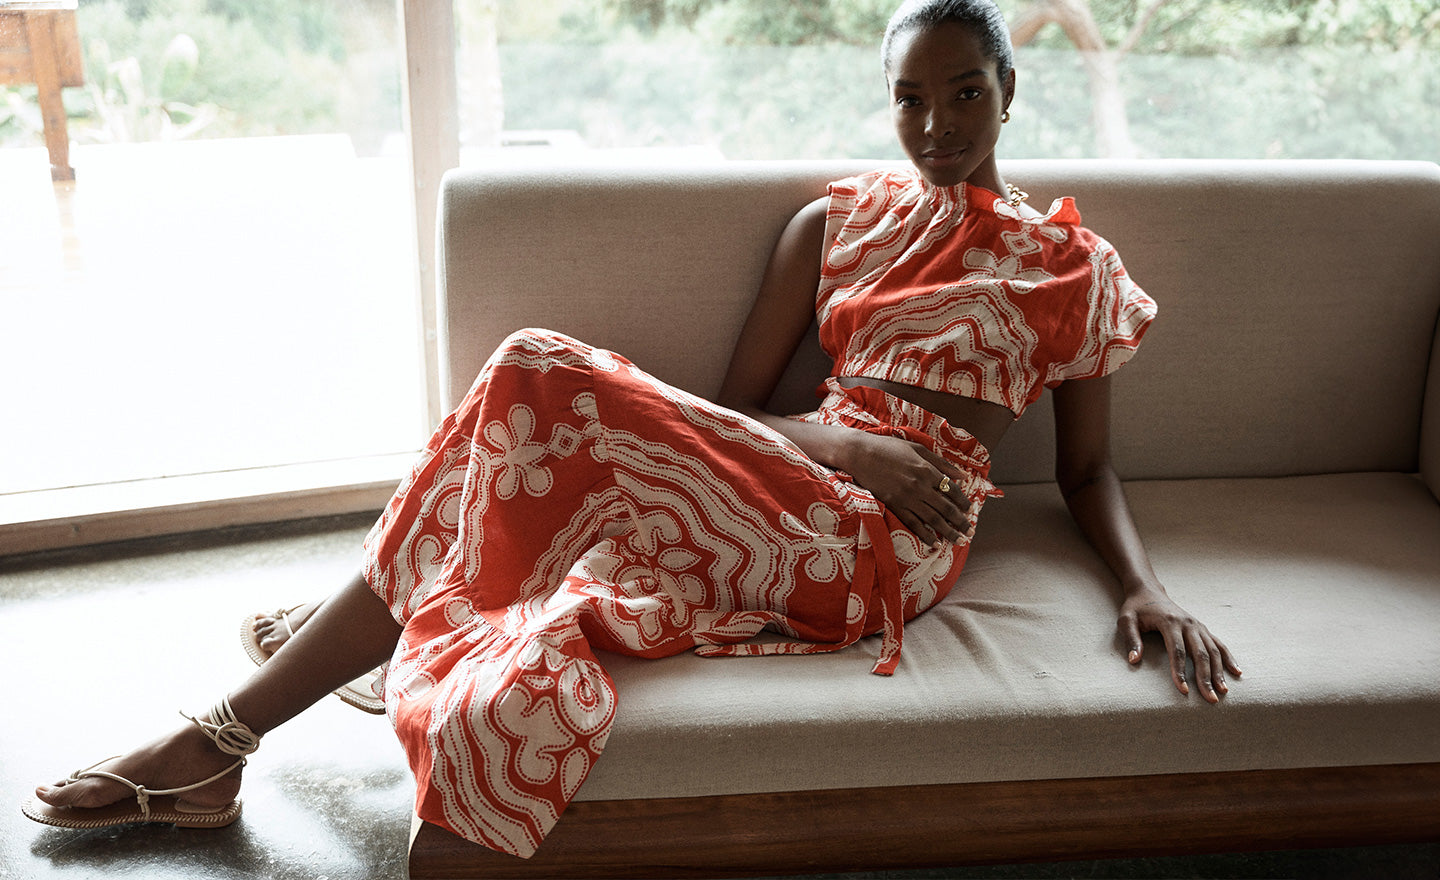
[254, 602, 317, 655]
[255, 617, 283, 655]
[34, 782, 68, 805]
[36, 775, 125, 809]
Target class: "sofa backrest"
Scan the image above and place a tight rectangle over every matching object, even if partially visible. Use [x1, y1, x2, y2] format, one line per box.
[437, 159, 1440, 486]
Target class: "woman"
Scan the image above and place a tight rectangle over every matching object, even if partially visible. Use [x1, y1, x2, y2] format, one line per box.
[26, 0, 1240, 859]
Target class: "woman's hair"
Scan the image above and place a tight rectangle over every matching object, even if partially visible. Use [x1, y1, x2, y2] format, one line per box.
[881, 0, 1014, 82]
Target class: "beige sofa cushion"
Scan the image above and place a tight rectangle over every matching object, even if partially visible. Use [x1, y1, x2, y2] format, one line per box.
[575, 472, 1440, 801]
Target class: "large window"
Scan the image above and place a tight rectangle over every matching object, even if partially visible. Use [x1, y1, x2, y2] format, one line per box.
[3, 0, 1436, 553]
[2, 0, 422, 549]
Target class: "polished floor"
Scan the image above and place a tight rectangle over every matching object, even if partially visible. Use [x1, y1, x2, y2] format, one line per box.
[3, 518, 1438, 880]
[2, 516, 412, 880]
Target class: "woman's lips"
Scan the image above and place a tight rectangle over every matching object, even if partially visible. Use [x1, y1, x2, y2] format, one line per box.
[922, 147, 965, 167]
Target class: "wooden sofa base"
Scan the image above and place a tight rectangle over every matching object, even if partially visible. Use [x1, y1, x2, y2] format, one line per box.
[408, 762, 1440, 879]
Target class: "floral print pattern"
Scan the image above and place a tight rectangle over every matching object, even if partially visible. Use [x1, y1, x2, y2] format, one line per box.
[363, 329, 996, 858]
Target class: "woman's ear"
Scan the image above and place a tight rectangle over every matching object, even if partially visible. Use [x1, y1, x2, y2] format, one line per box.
[1002, 68, 1016, 113]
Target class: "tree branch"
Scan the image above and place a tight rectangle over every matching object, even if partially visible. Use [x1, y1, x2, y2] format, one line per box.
[1043, 0, 1108, 54]
[1009, 0, 1059, 49]
[1119, 0, 1171, 56]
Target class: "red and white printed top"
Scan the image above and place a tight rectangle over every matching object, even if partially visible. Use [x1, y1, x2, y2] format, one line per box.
[819, 170, 1157, 418]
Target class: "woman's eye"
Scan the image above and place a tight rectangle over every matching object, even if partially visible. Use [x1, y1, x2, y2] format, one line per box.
[958, 88, 982, 101]
[895, 95, 920, 109]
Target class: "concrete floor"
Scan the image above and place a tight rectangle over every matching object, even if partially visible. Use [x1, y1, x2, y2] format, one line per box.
[1, 515, 413, 880]
[3, 518, 1438, 880]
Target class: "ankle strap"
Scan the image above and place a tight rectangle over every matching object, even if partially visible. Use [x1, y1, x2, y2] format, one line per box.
[182, 696, 261, 757]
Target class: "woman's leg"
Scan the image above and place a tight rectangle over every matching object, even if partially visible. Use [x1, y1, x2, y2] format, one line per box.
[34, 573, 400, 811]
[228, 573, 399, 731]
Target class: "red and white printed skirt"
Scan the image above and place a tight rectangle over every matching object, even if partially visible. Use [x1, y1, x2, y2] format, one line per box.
[361, 329, 1000, 857]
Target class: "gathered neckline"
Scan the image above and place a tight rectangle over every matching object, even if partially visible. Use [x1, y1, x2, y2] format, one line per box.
[904, 171, 1081, 226]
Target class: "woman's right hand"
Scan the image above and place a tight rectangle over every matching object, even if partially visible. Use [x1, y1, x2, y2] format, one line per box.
[841, 431, 973, 547]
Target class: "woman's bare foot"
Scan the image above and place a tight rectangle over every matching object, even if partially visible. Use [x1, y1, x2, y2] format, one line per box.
[34, 716, 244, 814]
[246, 598, 387, 715]
[252, 602, 322, 658]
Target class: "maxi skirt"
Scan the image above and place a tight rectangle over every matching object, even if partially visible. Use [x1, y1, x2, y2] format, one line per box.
[361, 328, 1000, 857]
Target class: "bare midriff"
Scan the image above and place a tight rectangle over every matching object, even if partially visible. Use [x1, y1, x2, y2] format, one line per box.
[836, 376, 1016, 453]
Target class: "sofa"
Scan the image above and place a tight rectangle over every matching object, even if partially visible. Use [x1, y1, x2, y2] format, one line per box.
[406, 158, 1440, 878]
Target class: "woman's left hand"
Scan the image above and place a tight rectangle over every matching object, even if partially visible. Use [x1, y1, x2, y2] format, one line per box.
[1117, 587, 1242, 703]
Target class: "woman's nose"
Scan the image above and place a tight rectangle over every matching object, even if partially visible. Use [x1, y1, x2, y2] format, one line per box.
[925, 107, 954, 138]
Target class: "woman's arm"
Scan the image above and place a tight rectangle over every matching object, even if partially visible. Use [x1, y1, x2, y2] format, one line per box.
[716, 197, 974, 547]
[1051, 375, 1241, 702]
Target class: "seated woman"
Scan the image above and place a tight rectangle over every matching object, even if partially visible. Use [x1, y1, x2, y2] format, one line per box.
[26, 0, 1239, 860]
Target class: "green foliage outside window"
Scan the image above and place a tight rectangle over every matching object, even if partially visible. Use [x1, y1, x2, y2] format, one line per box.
[0, 0, 1435, 162]
[0, 0, 398, 149]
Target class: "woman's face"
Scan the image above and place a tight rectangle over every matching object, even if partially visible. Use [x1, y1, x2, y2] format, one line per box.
[887, 21, 1014, 188]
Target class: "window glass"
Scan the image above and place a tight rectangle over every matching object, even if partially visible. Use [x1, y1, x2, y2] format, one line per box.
[456, 0, 1437, 164]
[1, 0, 421, 495]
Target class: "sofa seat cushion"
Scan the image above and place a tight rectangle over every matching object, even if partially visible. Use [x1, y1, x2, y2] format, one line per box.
[570, 472, 1440, 802]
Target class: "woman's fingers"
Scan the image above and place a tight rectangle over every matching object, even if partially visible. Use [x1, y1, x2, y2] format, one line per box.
[1119, 594, 1239, 702]
[891, 455, 971, 546]
[1164, 620, 1235, 702]
[1117, 613, 1144, 664]
[1168, 631, 1190, 696]
[1216, 635, 1243, 678]
[853, 437, 974, 546]
[923, 452, 974, 538]
[894, 509, 938, 547]
[1183, 627, 1219, 703]
[909, 497, 964, 547]
[930, 493, 972, 540]
[897, 491, 970, 548]
[1205, 632, 1231, 695]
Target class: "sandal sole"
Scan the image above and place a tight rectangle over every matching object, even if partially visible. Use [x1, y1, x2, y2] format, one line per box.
[22, 795, 243, 830]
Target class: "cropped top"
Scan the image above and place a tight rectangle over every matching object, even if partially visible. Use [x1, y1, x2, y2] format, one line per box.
[818, 170, 1157, 419]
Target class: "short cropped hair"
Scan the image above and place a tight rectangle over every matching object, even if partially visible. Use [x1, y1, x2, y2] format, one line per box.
[881, 0, 1015, 82]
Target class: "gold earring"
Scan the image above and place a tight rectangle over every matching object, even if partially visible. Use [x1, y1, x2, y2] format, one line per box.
[1002, 110, 1012, 123]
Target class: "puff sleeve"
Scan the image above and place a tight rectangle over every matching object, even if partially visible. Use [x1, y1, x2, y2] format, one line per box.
[1044, 238, 1157, 387]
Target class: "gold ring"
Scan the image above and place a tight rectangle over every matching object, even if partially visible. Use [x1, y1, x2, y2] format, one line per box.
[937, 476, 952, 493]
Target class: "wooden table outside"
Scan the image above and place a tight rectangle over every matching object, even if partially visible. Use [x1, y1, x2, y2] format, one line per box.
[0, 0, 83, 180]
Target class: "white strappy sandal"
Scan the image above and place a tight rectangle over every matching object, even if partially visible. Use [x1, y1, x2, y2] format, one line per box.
[22, 698, 260, 830]
[240, 605, 386, 715]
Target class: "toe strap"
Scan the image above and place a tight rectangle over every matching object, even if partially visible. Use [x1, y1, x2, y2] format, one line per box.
[277, 606, 298, 639]
[69, 764, 153, 816]
[66, 757, 243, 819]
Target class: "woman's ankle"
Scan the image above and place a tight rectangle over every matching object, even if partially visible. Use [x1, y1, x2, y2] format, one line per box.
[189, 697, 262, 758]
